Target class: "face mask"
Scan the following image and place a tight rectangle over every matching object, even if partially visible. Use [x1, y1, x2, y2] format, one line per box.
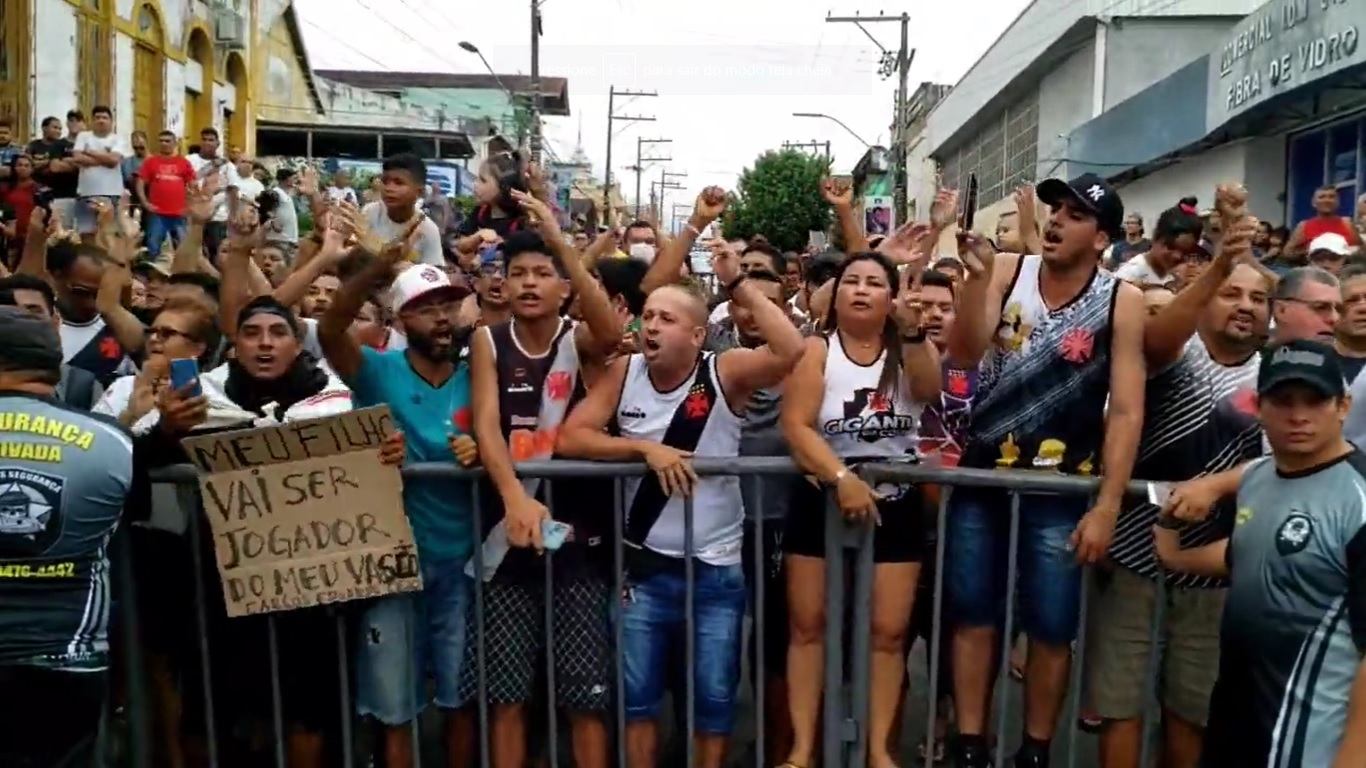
[629, 243, 657, 263]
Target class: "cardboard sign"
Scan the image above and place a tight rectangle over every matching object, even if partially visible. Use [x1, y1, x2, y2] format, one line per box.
[181, 406, 422, 617]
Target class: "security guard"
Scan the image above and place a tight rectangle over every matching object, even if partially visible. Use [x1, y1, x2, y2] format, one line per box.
[1155, 339, 1366, 767]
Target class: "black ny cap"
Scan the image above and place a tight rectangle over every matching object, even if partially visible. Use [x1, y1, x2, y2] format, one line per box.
[1036, 173, 1125, 241]
[0, 306, 62, 376]
[1258, 339, 1345, 397]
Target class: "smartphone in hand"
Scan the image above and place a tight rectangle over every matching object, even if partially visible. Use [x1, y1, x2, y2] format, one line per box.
[541, 520, 572, 551]
[168, 358, 202, 398]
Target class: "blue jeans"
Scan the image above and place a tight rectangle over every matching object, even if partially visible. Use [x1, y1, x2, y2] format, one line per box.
[945, 489, 1089, 646]
[144, 213, 186, 257]
[355, 558, 471, 725]
[622, 561, 746, 734]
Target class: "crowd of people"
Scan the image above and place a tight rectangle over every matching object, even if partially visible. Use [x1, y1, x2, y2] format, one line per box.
[2, 106, 1366, 768]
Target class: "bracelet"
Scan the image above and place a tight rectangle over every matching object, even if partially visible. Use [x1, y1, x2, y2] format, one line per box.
[901, 329, 928, 344]
[830, 468, 849, 486]
[725, 274, 746, 293]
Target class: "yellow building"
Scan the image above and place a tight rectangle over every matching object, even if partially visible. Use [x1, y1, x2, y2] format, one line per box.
[0, 0, 322, 152]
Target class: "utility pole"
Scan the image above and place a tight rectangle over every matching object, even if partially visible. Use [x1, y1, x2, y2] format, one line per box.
[529, 0, 543, 163]
[658, 169, 687, 225]
[783, 140, 833, 161]
[651, 179, 685, 227]
[630, 137, 672, 219]
[603, 86, 658, 226]
[825, 12, 913, 218]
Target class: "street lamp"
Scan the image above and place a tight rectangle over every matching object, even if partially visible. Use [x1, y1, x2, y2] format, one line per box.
[793, 112, 871, 148]
[458, 40, 517, 105]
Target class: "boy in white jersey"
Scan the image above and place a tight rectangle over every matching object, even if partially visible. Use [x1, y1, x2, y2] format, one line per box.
[557, 246, 805, 768]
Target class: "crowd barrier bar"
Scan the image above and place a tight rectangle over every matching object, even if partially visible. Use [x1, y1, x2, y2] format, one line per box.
[123, 458, 1161, 768]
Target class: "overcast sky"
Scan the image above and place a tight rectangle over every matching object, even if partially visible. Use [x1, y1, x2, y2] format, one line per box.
[293, 0, 1030, 211]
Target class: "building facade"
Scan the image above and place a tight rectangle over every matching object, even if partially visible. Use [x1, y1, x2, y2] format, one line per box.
[919, 0, 1366, 237]
[2, 0, 279, 149]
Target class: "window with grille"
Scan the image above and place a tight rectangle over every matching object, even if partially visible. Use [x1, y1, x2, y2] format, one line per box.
[934, 91, 1040, 209]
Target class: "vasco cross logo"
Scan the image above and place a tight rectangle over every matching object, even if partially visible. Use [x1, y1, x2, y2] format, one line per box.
[1275, 513, 1314, 556]
[0, 467, 66, 558]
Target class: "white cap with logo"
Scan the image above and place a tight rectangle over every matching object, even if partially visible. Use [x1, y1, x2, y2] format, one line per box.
[389, 263, 460, 315]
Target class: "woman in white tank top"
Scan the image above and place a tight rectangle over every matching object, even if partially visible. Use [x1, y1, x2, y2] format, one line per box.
[778, 252, 943, 768]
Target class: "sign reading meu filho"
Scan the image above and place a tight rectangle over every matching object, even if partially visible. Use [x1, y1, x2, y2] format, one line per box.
[181, 405, 422, 617]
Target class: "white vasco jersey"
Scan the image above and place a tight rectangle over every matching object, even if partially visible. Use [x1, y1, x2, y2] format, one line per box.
[617, 352, 743, 566]
[817, 332, 923, 499]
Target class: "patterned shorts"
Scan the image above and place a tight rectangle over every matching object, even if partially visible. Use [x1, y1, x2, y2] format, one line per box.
[457, 572, 613, 711]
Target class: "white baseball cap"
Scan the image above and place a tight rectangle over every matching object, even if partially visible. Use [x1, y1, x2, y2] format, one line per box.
[1308, 232, 1353, 258]
[389, 263, 461, 315]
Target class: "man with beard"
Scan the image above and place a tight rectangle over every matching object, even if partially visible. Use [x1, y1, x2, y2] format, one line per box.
[300, 273, 339, 319]
[1337, 265, 1366, 383]
[319, 222, 479, 768]
[702, 264, 801, 763]
[461, 191, 621, 768]
[1094, 222, 1270, 768]
[1113, 205, 1204, 287]
[944, 174, 1146, 767]
[557, 245, 805, 768]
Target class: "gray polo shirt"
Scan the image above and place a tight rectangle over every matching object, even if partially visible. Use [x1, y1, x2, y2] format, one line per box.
[1203, 451, 1366, 766]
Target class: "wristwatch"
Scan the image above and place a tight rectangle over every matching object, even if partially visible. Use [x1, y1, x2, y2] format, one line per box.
[901, 329, 928, 345]
[726, 274, 746, 293]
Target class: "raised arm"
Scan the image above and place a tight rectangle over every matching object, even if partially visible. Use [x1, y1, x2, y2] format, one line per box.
[96, 230, 147, 354]
[1145, 218, 1251, 368]
[173, 175, 219, 274]
[16, 208, 52, 286]
[272, 228, 345, 309]
[895, 270, 944, 403]
[512, 190, 619, 359]
[318, 219, 419, 382]
[822, 178, 867, 253]
[945, 236, 1010, 367]
[1071, 281, 1147, 564]
[713, 245, 805, 403]
[641, 186, 727, 294]
[1013, 185, 1043, 255]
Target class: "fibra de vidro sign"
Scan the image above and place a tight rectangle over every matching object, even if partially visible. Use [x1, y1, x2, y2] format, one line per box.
[1207, 0, 1362, 129]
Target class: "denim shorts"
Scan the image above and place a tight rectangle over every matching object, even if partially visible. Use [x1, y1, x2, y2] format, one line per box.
[622, 560, 746, 734]
[355, 558, 471, 725]
[944, 489, 1089, 646]
[75, 195, 119, 234]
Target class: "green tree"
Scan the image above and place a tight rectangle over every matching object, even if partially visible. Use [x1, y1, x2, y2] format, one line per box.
[721, 148, 831, 252]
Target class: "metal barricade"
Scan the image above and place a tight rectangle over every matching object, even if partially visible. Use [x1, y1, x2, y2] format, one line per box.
[103, 458, 1170, 767]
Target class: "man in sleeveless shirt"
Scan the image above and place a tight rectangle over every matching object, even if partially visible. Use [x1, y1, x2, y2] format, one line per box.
[1093, 222, 1270, 767]
[557, 247, 805, 768]
[463, 200, 622, 768]
[944, 174, 1148, 768]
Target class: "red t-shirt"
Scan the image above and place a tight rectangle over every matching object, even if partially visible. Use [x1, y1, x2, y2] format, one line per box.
[1301, 215, 1362, 246]
[2, 181, 38, 244]
[138, 155, 195, 216]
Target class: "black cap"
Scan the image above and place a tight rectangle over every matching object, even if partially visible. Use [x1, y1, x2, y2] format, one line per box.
[1257, 339, 1345, 397]
[0, 306, 62, 376]
[1036, 173, 1125, 241]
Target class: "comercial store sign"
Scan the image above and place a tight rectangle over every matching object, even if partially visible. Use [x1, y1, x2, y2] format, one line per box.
[1207, 0, 1362, 128]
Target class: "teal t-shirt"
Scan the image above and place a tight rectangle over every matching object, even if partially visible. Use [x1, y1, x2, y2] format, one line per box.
[350, 347, 474, 563]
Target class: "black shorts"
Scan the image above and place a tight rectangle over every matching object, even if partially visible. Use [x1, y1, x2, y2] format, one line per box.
[783, 479, 926, 563]
[0, 666, 105, 767]
[458, 571, 612, 711]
